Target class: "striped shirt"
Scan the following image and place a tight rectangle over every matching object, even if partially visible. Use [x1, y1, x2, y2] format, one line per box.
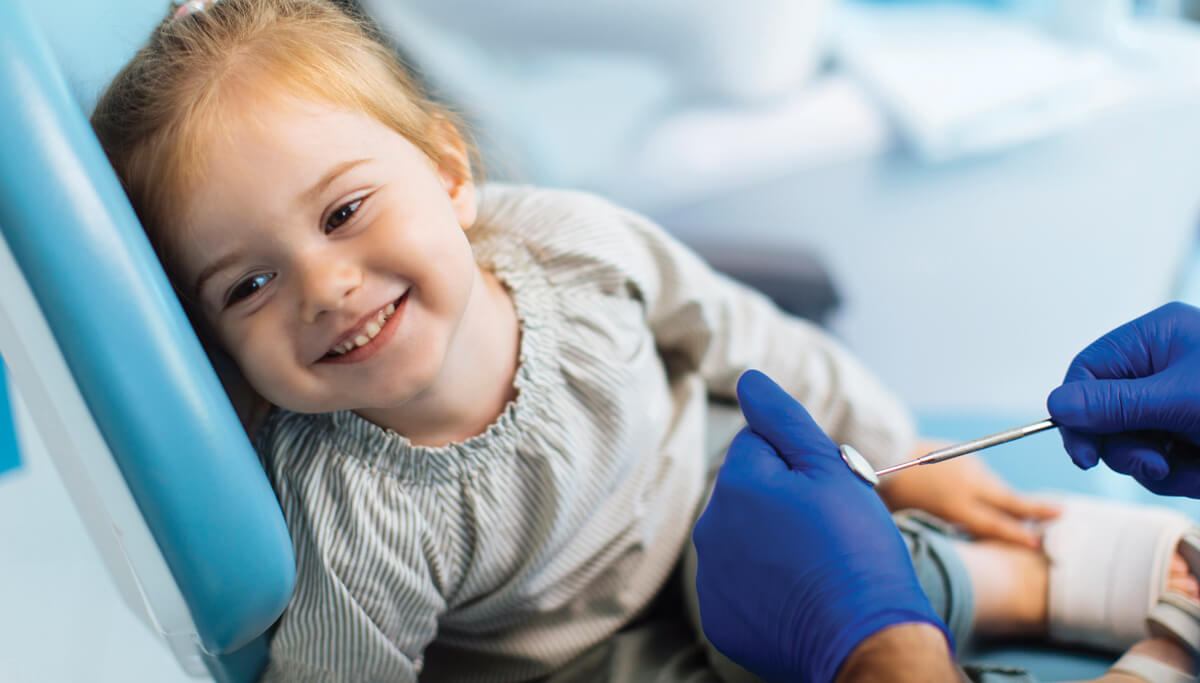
[256, 185, 915, 682]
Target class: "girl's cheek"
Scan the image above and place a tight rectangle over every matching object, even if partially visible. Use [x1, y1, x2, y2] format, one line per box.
[220, 318, 265, 366]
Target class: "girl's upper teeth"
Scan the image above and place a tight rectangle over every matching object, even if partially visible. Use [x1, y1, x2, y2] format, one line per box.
[331, 302, 397, 355]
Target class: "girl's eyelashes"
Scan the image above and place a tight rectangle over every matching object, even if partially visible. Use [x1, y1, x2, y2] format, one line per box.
[325, 198, 364, 234]
[225, 272, 276, 308]
[218, 194, 369, 310]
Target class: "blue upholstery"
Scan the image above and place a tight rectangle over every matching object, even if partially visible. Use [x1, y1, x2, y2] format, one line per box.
[0, 1, 294, 680]
[0, 365, 18, 477]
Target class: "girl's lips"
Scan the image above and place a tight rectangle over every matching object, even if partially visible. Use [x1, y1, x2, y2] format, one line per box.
[318, 292, 407, 365]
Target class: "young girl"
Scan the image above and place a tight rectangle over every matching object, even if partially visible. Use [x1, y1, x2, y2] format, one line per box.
[91, 1, 1200, 681]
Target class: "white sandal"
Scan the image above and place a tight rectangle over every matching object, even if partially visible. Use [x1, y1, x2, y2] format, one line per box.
[1038, 495, 1200, 655]
[1109, 651, 1196, 683]
[1148, 533, 1200, 660]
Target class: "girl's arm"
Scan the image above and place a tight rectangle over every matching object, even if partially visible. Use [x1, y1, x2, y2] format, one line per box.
[604, 202, 1057, 542]
[610, 204, 916, 469]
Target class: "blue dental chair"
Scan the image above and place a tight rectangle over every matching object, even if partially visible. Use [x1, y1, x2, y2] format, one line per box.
[0, 1, 294, 681]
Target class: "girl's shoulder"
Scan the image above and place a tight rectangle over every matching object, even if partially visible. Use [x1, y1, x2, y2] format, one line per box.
[475, 183, 631, 243]
[473, 184, 661, 293]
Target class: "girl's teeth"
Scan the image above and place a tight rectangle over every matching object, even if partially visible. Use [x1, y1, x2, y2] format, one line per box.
[329, 299, 400, 356]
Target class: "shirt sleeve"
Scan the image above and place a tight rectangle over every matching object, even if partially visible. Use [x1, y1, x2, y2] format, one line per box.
[610, 202, 916, 469]
[256, 423, 451, 682]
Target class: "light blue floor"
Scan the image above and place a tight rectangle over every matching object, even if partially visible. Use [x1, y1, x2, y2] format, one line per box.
[0, 388, 194, 683]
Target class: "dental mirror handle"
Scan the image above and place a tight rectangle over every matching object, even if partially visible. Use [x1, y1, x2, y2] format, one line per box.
[872, 419, 1058, 479]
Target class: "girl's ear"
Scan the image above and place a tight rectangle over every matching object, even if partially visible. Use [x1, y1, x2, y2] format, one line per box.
[432, 119, 477, 231]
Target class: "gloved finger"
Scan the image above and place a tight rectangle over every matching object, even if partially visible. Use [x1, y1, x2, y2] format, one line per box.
[1101, 434, 1171, 481]
[1058, 301, 1200, 383]
[1048, 377, 1166, 434]
[695, 430, 785, 556]
[1061, 314, 1159, 384]
[1058, 428, 1102, 470]
[717, 427, 789, 483]
[1136, 455, 1200, 497]
[736, 369, 840, 473]
[959, 503, 1042, 550]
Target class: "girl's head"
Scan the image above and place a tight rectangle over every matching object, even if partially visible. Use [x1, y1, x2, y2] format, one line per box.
[92, 0, 488, 416]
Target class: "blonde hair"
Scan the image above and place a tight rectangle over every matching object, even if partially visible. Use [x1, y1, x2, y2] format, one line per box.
[91, 0, 477, 269]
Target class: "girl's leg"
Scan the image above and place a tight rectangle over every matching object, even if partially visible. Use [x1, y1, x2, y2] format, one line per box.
[955, 538, 1048, 637]
[956, 539, 1200, 639]
[900, 510, 1200, 683]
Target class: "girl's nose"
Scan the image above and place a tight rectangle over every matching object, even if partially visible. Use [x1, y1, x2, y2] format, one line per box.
[298, 255, 362, 324]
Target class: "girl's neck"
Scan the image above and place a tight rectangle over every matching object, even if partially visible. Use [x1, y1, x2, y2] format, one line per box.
[354, 267, 519, 447]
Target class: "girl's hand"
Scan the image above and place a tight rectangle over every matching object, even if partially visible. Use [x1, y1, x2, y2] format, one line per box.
[876, 441, 1060, 549]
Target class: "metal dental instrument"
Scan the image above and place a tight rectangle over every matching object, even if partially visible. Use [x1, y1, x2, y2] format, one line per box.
[839, 418, 1058, 486]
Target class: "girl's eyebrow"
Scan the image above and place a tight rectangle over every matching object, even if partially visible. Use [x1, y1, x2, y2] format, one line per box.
[193, 250, 244, 301]
[298, 158, 371, 207]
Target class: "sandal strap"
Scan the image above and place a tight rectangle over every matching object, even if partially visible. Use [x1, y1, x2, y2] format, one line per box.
[1109, 652, 1196, 683]
[1149, 600, 1200, 660]
[1147, 532, 1200, 658]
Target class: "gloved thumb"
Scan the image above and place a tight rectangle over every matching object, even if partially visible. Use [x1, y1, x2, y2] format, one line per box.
[736, 370, 840, 472]
[1048, 377, 1166, 434]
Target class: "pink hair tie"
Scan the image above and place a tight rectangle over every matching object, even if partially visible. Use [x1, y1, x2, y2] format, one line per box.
[172, 0, 219, 20]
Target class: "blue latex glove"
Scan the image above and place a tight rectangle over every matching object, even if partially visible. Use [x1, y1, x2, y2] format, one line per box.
[1047, 301, 1200, 497]
[693, 370, 952, 683]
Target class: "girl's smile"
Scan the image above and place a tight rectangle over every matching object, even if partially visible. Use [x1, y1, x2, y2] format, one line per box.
[319, 291, 407, 364]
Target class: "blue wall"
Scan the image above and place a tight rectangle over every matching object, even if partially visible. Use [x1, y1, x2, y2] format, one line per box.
[26, 0, 162, 113]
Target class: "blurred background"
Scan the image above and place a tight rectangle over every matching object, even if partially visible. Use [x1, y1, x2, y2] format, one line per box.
[5, 0, 1200, 679]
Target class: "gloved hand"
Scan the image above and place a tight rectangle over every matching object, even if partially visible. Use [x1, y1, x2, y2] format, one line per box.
[1047, 301, 1200, 497]
[693, 370, 952, 683]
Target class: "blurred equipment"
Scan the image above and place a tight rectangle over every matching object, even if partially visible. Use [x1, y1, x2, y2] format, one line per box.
[356, 0, 1200, 417]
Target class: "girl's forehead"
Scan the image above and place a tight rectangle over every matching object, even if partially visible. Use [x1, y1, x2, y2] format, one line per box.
[213, 94, 345, 151]
[189, 97, 369, 193]
[179, 98, 415, 238]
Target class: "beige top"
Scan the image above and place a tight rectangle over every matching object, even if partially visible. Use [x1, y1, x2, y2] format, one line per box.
[255, 185, 915, 682]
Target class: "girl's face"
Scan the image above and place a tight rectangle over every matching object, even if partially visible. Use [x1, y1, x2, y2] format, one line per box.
[174, 97, 479, 414]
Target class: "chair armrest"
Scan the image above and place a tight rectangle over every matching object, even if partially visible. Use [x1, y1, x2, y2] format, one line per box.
[687, 239, 841, 325]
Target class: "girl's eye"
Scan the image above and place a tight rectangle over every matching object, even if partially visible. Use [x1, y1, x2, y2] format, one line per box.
[226, 272, 275, 307]
[325, 198, 363, 234]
